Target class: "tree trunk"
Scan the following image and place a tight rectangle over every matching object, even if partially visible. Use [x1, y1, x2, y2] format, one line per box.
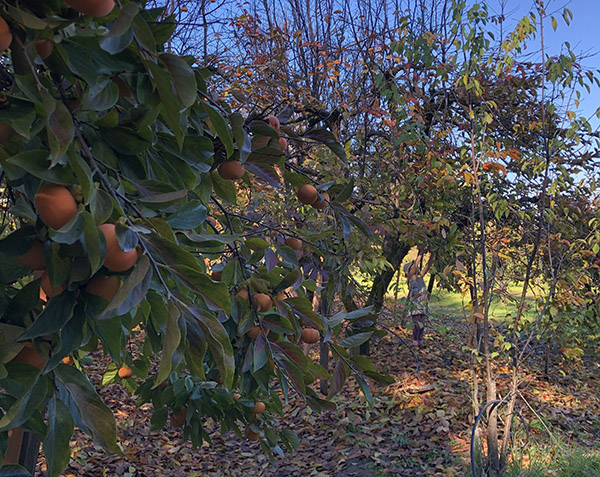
[3, 427, 41, 474]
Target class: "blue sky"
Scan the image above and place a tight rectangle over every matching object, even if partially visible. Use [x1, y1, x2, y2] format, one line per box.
[496, 0, 600, 127]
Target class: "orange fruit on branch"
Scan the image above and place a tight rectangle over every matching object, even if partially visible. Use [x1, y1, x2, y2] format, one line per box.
[297, 184, 318, 205]
[85, 274, 121, 301]
[0, 121, 14, 143]
[236, 288, 249, 300]
[311, 192, 330, 210]
[65, 0, 116, 17]
[99, 224, 138, 272]
[34, 39, 54, 60]
[0, 16, 12, 52]
[118, 365, 132, 378]
[266, 115, 280, 130]
[17, 241, 46, 270]
[284, 237, 302, 250]
[34, 184, 78, 230]
[218, 161, 245, 180]
[253, 293, 272, 312]
[170, 407, 187, 427]
[252, 401, 266, 414]
[278, 137, 287, 152]
[40, 271, 66, 299]
[245, 425, 260, 441]
[247, 325, 261, 339]
[62, 355, 74, 365]
[301, 328, 320, 344]
[12, 342, 47, 369]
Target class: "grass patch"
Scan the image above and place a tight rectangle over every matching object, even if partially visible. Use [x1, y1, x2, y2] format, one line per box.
[505, 445, 600, 476]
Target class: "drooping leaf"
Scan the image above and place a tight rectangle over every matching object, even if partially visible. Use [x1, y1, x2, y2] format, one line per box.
[54, 364, 121, 455]
[43, 397, 74, 477]
[154, 302, 181, 387]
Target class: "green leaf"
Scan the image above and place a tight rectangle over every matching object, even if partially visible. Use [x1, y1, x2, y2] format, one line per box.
[327, 360, 348, 399]
[99, 255, 152, 319]
[19, 292, 76, 340]
[329, 306, 374, 327]
[44, 397, 74, 477]
[202, 103, 234, 158]
[159, 54, 197, 108]
[357, 376, 373, 407]
[82, 79, 119, 111]
[167, 200, 207, 229]
[90, 189, 114, 225]
[0, 465, 31, 476]
[210, 171, 238, 204]
[69, 151, 93, 204]
[280, 429, 300, 451]
[105, 2, 139, 37]
[5, 5, 52, 29]
[6, 150, 73, 185]
[154, 302, 181, 387]
[55, 364, 121, 455]
[183, 305, 234, 388]
[172, 264, 231, 313]
[42, 92, 74, 164]
[338, 332, 373, 348]
[248, 120, 279, 138]
[0, 372, 49, 431]
[82, 212, 103, 273]
[147, 62, 183, 147]
[303, 128, 347, 163]
[101, 127, 152, 155]
[0, 100, 35, 139]
[253, 334, 269, 372]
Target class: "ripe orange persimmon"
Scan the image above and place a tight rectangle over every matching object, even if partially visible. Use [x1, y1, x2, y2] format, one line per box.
[40, 271, 66, 299]
[218, 161, 245, 180]
[0, 16, 12, 52]
[301, 328, 320, 344]
[85, 275, 121, 301]
[311, 192, 330, 210]
[12, 342, 47, 369]
[62, 355, 74, 365]
[245, 426, 260, 441]
[279, 137, 287, 152]
[284, 237, 302, 250]
[118, 365, 132, 378]
[236, 288, 249, 300]
[17, 241, 46, 270]
[170, 407, 187, 427]
[247, 325, 261, 339]
[34, 184, 78, 230]
[252, 401, 266, 414]
[34, 39, 54, 60]
[99, 224, 138, 272]
[65, 0, 115, 17]
[297, 184, 318, 205]
[253, 293, 272, 312]
[266, 115, 280, 130]
[0, 121, 14, 143]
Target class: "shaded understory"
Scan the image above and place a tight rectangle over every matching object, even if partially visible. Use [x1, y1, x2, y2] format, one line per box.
[35, 308, 599, 476]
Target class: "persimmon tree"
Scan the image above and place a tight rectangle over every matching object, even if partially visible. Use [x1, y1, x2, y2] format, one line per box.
[0, 1, 388, 475]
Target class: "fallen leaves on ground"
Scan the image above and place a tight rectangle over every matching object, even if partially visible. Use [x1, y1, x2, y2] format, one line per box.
[35, 307, 599, 476]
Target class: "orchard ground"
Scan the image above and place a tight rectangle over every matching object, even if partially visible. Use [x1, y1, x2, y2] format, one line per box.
[35, 298, 600, 476]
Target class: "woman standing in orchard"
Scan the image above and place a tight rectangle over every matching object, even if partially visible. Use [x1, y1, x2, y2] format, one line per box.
[404, 248, 435, 347]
